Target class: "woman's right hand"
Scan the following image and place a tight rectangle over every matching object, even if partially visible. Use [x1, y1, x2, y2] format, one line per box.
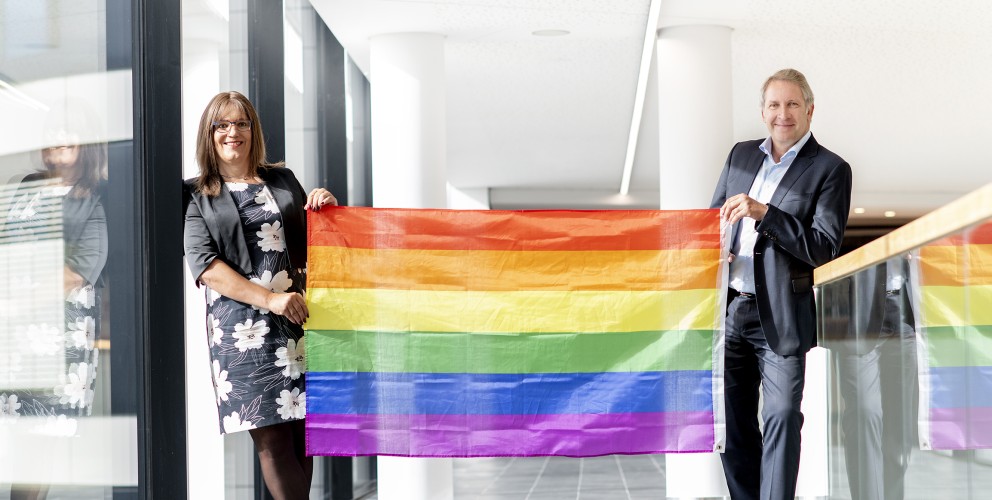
[265, 291, 309, 325]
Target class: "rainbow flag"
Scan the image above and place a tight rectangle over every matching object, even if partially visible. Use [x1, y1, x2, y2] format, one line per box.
[917, 220, 992, 450]
[305, 207, 726, 457]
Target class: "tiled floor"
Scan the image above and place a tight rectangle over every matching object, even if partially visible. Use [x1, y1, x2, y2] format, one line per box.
[358, 455, 666, 500]
[451, 455, 665, 500]
[357, 446, 992, 500]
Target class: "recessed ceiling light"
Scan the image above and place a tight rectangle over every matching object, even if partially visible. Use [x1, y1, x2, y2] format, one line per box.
[884, 211, 896, 218]
[853, 207, 866, 214]
[532, 29, 570, 37]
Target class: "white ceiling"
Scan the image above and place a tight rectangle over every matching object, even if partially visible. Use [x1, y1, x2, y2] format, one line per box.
[312, 0, 992, 219]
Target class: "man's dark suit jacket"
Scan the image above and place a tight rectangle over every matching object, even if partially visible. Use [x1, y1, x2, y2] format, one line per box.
[183, 166, 308, 284]
[710, 134, 852, 356]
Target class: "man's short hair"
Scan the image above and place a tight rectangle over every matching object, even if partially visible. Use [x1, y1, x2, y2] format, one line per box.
[760, 68, 814, 108]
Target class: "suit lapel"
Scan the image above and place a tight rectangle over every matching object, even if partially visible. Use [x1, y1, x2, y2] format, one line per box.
[732, 147, 765, 196]
[206, 181, 251, 273]
[769, 135, 820, 206]
[210, 182, 243, 236]
[260, 168, 297, 227]
[267, 180, 295, 220]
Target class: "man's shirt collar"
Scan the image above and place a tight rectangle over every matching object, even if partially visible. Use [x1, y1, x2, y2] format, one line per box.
[758, 130, 812, 164]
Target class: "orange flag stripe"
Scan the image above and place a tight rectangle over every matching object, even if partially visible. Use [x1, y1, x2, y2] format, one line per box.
[308, 207, 721, 251]
[920, 244, 992, 286]
[308, 246, 721, 291]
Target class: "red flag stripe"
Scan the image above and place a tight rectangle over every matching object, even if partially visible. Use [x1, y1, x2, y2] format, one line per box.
[308, 207, 721, 251]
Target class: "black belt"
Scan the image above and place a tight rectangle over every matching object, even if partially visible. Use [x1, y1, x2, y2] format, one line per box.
[729, 288, 755, 299]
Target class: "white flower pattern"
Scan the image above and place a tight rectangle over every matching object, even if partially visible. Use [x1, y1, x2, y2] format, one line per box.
[0, 394, 21, 418]
[226, 182, 249, 192]
[213, 360, 233, 404]
[276, 388, 306, 420]
[223, 411, 257, 433]
[55, 363, 90, 408]
[233, 317, 270, 351]
[256, 221, 286, 252]
[254, 186, 279, 213]
[67, 316, 96, 349]
[210, 315, 224, 345]
[275, 338, 305, 380]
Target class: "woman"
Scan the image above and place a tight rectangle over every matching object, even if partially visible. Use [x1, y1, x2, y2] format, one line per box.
[3, 119, 109, 500]
[183, 91, 337, 499]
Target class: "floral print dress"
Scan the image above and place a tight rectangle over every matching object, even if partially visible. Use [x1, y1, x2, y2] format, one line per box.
[206, 182, 306, 434]
[1, 181, 106, 434]
[0, 284, 101, 430]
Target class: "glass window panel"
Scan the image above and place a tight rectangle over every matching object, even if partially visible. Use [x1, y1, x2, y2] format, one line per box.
[0, 0, 136, 496]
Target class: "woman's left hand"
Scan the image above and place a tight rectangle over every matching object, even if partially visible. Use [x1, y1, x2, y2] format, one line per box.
[305, 188, 338, 211]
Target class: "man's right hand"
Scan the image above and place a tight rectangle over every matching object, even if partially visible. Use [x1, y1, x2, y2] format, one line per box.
[720, 193, 768, 224]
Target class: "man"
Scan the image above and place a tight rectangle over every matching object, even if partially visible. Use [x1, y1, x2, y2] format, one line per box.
[711, 68, 852, 500]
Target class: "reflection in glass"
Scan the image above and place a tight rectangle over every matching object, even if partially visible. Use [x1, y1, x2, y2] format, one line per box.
[0, 105, 108, 497]
[821, 256, 918, 500]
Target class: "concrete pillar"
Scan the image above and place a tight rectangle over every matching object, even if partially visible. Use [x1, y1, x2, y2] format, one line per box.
[369, 32, 454, 500]
[656, 25, 733, 210]
[370, 32, 448, 209]
[657, 25, 734, 498]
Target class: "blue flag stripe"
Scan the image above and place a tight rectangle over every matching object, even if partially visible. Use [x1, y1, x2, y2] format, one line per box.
[307, 370, 712, 415]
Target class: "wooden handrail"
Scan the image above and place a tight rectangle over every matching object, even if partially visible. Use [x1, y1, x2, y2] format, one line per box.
[815, 182, 992, 285]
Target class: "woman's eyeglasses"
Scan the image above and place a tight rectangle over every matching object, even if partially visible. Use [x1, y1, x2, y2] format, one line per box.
[212, 119, 252, 132]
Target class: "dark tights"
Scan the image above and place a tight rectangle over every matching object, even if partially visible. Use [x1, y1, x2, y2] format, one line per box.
[249, 419, 312, 500]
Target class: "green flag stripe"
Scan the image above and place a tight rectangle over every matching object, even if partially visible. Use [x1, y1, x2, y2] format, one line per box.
[926, 325, 992, 367]
[306, 329, 714, 374]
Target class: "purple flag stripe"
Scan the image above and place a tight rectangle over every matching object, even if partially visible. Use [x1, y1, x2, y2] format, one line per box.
[929, 407, 992, 450]
[306, 411, 715, 457]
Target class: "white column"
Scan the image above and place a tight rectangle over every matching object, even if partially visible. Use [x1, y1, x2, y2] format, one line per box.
[657, 25, 734, 498]
[656, 25, 733, 210]
[371, 33, 448, 209]
[369, 32, 454, 500]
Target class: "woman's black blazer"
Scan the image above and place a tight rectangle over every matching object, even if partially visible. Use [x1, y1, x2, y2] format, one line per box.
[183, 166, 308, 284]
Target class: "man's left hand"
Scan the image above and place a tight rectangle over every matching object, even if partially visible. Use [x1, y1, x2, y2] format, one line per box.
[720, 193, 768, 224]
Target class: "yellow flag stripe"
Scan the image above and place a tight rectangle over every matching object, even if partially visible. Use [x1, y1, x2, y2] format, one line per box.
[921, 285, 992, 327]
[307, 288, 719, 333]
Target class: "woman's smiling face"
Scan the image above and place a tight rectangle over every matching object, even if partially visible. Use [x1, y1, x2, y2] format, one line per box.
[212, 103, 252, 169]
